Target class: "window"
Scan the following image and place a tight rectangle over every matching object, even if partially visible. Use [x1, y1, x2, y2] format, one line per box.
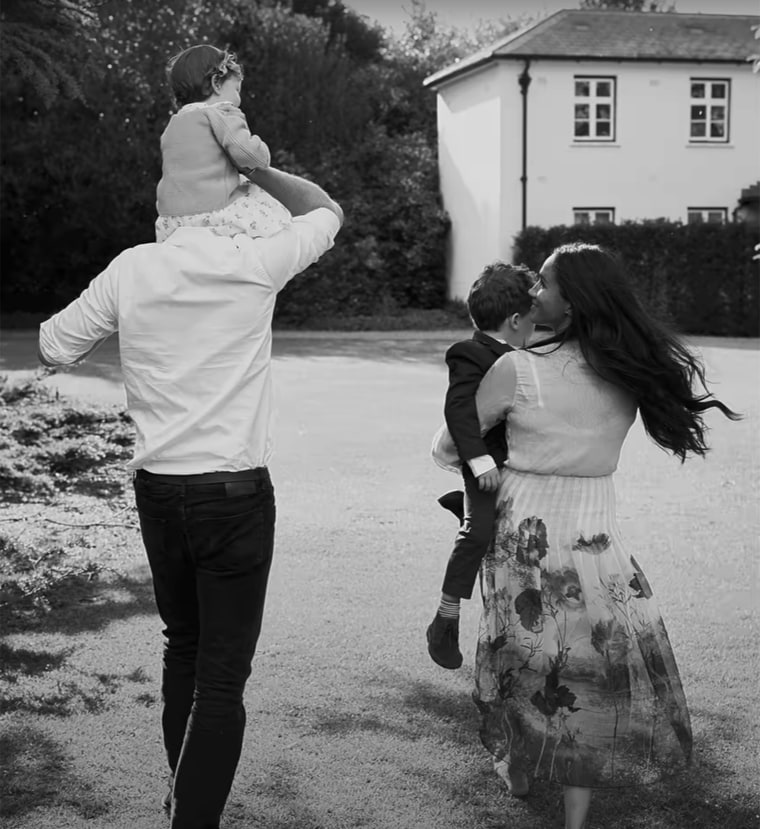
[687, 207, 727, 224]
[574, 77, 616, 141]
[689, 79, 730, 142]
[574, 208, 615, 225]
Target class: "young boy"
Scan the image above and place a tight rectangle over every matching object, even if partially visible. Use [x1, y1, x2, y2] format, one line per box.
[427, 262, 535, 669]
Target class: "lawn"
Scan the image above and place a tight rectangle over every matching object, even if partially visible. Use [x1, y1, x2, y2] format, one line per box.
[0, 333, 758, 829]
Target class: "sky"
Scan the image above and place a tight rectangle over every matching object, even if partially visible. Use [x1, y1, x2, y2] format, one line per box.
[345, 0, 760, 33]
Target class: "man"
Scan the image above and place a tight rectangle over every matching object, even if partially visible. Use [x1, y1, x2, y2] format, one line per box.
[38, 167, 343, 829]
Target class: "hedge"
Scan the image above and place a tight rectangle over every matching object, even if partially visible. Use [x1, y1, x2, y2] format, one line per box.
[514, 221, 759, 337]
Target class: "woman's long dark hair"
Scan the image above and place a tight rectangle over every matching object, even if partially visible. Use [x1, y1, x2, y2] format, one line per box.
[530, 242, 741, 461]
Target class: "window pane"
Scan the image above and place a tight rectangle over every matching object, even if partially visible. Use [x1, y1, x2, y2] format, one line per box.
[707, 211, 725, 223]
[687, 212, 703, 224]
[690, 83, 705, 98]
[711, 83, 726, 99]
[596, 81, 611, 97]
[711, 106, 725, 121]
[574, 212, 590, 225]
[594, 212, 612, 224]
[690, 122, 706, 137]
[575, 80, 590, 96]
[691, 105, 706, 120]
[710, 122, 725, 138]
[596, 104, 611, 119]
[596, 121, 611, 137]
[575, 121, 590, 137]
[575, 103, 590, 118]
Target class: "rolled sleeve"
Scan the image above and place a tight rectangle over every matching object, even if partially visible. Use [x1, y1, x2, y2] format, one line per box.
[238, 208, 340, 292]
[208, 105, 270, 173]
[39, 262, 120, 366]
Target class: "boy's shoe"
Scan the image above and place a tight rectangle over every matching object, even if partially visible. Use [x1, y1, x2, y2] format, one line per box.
[426, 613, 463, 669]
[437, 490, 465, 525]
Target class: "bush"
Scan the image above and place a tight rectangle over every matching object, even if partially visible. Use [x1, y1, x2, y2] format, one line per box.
[0, 375, 134, 500]
[514, 221, 759, 336]
[0, 2, 450, 325]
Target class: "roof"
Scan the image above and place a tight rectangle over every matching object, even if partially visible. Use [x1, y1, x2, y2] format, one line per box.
[424, 9, 760, 88]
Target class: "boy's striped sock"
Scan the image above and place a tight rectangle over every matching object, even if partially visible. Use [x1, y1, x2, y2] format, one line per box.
[438, 597, 460, 619]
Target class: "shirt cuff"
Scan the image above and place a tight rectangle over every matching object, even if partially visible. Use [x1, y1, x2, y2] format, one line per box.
[294, 207, 341, 238]
[467, 455, 497, 478]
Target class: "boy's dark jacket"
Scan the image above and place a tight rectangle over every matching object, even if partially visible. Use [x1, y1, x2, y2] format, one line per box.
[444, 330, 512, 468]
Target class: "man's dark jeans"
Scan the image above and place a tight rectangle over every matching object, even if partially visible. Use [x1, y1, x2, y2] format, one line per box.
[133, 468, 275, 829]
[441, 464, 498, 600]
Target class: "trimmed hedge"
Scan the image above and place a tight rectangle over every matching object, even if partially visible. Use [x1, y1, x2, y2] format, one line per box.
[514, 221, 759, 337]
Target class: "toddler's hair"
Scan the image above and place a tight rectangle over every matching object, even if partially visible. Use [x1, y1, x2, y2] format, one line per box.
[167, 44, 243, 107]
[467, 262, 535, 331]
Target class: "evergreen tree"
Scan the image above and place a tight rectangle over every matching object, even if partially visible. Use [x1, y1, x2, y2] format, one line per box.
[0, 0, 103, 107]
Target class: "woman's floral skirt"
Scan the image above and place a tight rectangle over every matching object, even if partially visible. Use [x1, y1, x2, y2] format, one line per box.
[474, 470, 692, 788]
[156, 179, 292, 242]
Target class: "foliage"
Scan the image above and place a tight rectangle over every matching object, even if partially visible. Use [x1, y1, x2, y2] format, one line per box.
[514, 220, 760, 337]
[381, 0, 523, 144]
[0, 374, 134, 501]
[1, 0, 493, 321]
[0, 0, 104, 108]
[0, 374, 140, 627]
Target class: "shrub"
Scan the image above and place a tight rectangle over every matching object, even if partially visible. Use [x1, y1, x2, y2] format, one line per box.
[514, 221, 759, 336]
[0, 375, 133, 501]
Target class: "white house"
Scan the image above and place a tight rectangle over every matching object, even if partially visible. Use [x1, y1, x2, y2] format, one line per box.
[423, 9, 760, 299]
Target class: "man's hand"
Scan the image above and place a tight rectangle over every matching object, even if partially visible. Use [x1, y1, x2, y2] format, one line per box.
[477, 466, 501, 492]
[247, 167, 343, 224]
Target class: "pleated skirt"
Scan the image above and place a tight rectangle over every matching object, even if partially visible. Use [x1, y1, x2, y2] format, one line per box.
[474, 469, 692, 788]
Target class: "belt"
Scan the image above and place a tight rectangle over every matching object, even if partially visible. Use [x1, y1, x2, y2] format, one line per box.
[135, 468, 268, 485]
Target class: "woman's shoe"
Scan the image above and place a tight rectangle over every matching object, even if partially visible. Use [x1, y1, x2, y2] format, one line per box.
[493, 758, 530, 797]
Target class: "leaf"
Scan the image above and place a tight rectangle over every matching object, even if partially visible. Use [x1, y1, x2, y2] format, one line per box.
[514, 588, 542, 632]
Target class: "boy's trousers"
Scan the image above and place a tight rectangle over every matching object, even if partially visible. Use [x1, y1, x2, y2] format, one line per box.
[441, 464, 498, 600]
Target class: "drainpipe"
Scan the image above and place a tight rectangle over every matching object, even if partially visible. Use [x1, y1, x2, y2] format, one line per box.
[518, 60, 532, 230]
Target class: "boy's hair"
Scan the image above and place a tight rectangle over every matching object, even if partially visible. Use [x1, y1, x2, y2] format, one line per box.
[467, 262, 535, 331]
[167, 44, 243, 107]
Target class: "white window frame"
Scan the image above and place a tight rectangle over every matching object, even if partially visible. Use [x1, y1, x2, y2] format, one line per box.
[687, 207, 727, 224]
[573, 207, 615, 225]
[573, 76, 616, 142]
[689, 79, 730, 143]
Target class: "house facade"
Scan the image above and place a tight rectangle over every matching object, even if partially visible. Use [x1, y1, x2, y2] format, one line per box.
[424, 9, 760, 299]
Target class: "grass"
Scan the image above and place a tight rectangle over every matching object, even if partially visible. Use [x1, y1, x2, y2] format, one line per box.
[0, 339, 758, 829]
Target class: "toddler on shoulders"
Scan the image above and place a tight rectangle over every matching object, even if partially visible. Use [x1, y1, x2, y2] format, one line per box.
[156, 44, 291, 242]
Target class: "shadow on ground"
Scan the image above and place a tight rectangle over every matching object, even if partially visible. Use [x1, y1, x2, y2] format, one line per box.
[0, 567, 156, 638]
[0, 724, 111, 820]
[255, 671, 759, 829]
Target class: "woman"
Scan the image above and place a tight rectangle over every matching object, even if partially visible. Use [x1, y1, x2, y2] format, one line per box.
[470, 243, 739, 829]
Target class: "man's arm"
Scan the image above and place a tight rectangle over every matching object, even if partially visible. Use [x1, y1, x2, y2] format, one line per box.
[247, 167, 344, 225]
[38, 259, 120, 367]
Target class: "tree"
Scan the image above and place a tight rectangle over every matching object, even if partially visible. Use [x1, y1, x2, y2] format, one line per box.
[0, 0, 104, 107]
[579, 0, 674, 10]
[382, 0, 525, 142]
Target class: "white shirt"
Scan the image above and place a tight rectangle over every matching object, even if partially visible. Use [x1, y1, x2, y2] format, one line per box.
[39, 209, 340, 473]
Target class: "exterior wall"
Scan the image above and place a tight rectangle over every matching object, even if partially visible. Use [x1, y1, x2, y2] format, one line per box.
[436, 58, 760, 298]
[526, 59, 760, 230]
[435, 63, 520, 300]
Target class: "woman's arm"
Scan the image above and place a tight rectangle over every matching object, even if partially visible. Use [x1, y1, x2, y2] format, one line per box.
[476, 352, 518, 432]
